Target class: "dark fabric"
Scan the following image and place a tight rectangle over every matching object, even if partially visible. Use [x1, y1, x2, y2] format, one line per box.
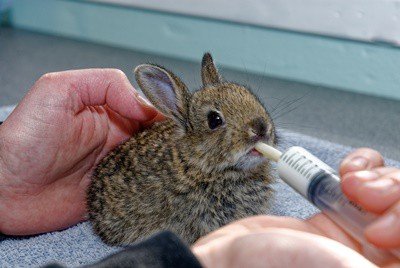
[0, 121, 2, 125]
[43, 231, 203, 268]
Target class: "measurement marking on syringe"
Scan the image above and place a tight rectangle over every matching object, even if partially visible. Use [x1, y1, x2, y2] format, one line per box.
[304, 164, 316, 179]
[286, 153, 296, 165]
[292, 156, 303, 169]
[298, 161, 310, 175]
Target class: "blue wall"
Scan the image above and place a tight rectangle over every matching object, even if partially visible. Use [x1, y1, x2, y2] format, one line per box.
[10, 0, 400, 100]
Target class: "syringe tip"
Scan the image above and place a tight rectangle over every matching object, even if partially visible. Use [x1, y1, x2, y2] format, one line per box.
[255, 142, 282, 162]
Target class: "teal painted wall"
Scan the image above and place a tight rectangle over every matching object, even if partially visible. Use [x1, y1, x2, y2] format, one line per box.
[9, 0, 400, 100]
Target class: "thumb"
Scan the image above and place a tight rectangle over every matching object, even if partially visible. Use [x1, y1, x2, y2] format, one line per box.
[33, 68, 160, 122]
[339, 148, 385, 177]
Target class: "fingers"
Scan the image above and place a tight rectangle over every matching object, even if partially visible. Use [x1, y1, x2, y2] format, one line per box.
[342, 169, 400, 213]
[341, 164, 400, 249]
[194, 229, 377, 268]
[34, 69, 160, 122]
[194, 214, 356, 248]
[339, 148, 385, 177]
[193, 215, 317, 247]
[232, 230, 377, 268]
[307, 214, 360, 250]
[342, 168, 400, 248]
[195, 214, 361, 251]
[365, 200, 400, 248]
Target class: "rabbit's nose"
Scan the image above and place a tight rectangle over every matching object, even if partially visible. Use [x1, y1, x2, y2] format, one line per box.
[248, 117, 268, 140]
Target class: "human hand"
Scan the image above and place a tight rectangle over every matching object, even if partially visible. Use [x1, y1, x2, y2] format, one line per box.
[192, 216, 376, 268]
[0, 69, 162, 235]
[193, 148, 400, 267]
[340, 148, 400, 249]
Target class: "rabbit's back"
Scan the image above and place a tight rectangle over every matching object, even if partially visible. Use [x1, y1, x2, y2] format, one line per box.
[87, 119, 178, 245]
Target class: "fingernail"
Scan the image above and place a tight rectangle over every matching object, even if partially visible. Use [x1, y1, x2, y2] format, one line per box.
[367, 213, 397, 233]
[348, 156, 368, 170]
[136, 95, 154, 108]
[364, 177, 400, 195]
[342, 170, 379, 195]
[353, 170, 379, 180]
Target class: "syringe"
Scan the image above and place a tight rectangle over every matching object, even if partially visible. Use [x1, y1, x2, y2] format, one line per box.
[255, 143, 400, 262]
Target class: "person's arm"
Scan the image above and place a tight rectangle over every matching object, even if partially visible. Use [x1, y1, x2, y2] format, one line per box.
[43, 231, 202, 268]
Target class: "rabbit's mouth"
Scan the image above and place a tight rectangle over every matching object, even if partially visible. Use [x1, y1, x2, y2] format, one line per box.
[248, 148, 262, 157]
[233, 147, 267, 170]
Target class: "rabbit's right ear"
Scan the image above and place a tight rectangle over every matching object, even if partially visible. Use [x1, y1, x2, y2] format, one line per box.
[134, 64, 190, 128]
[201, 53, 222, 86]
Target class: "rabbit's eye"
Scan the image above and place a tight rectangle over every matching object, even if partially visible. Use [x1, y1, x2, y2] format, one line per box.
[207, 111, 224, 129]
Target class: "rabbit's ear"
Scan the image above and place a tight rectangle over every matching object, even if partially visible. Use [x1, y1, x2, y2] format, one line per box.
[201, 53, 222, 86]
[134, 64, 190, 127]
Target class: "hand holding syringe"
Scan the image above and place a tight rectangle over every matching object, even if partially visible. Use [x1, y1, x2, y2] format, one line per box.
[255, 143, 400, 263]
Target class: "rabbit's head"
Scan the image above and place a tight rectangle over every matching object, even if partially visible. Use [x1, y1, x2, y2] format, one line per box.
[134, 53, 276, 173]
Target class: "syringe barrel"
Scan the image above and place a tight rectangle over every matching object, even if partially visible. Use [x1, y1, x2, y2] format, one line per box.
[277, 146, 400, 261]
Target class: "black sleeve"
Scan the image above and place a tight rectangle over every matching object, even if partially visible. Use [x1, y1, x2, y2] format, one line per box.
[43, 231, 203, 268]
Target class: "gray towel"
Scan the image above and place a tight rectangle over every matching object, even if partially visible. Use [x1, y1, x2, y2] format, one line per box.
[0, 106, 398, 267]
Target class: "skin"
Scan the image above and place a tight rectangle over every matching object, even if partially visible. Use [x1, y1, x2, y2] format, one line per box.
[192, 148, 400, 267]
[0, 69, 398, 267]
[0, 69, 162, 235]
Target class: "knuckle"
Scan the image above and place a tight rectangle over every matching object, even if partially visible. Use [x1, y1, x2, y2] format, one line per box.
[109, 69, 128, 81]
[37, 72, 63, 85]
[39, 72, 60, 81]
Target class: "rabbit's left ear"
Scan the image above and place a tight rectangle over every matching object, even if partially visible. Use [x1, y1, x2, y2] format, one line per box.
[201, 53, 222, 86]
[134, 64, 190, 128]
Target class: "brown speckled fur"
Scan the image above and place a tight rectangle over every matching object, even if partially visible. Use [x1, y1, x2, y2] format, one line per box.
[87, 53, 277, 245]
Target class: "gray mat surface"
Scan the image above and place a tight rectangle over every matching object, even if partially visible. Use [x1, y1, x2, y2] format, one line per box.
[0, 106, 399, 268]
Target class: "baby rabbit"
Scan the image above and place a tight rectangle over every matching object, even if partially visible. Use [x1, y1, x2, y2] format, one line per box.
[87, 53, 277, 245]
